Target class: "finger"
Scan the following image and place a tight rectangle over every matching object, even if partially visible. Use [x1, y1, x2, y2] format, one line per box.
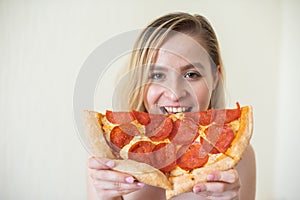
[94, 180, 144, 191]
[199, 190, 239, 200]
[207, 169, 238, 183]
[194, 181, 240, 194]
[87, 156, 115, 169]
[90, 168, 136, 184]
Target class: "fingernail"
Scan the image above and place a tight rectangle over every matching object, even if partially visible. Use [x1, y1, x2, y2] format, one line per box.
[136, 182, 144, 187]
[193, 186, 202, 193]
[125, 176, 134, 184]
[207, 174, 215, 181]
[106, 160, 115, 168]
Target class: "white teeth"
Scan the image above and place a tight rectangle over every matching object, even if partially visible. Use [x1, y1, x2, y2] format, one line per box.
[164, 107, 189, 113]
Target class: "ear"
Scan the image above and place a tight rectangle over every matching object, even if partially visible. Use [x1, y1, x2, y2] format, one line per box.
[213, 65, 221, 89]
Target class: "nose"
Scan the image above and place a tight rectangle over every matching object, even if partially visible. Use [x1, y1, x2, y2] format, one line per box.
[163, 79, 188, 102]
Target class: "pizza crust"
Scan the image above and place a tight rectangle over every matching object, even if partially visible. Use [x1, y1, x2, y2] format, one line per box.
[113, 159, 172, 190]
[167, 154, 235, 199]
[225, 106, 253, 161]
[83, 111, 172, 189]
[83, 106, 253, 200]
[83, 111, 115, 158]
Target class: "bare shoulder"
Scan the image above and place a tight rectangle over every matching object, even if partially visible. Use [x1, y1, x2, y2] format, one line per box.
[236, 144, 256, 200]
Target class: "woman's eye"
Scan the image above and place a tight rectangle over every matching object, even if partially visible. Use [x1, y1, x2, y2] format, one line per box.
[184, 72, 202, 79]
[149, 73, 166, 80]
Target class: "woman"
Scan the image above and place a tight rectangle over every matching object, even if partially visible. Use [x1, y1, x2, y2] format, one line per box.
[88, 12, 256, 200]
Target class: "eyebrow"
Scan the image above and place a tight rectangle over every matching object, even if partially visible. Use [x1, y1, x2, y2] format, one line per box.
[149, 65, 167, 71]
[181, 63, 205, 71]
[149, 63, 205, 71]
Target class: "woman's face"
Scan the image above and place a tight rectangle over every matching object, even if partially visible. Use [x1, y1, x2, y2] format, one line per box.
[144, 33, 219, 114]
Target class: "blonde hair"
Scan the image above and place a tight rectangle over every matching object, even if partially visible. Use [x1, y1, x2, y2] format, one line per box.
[115, 12, 225, 111]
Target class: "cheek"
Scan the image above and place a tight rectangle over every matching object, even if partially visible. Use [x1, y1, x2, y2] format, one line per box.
[143, 84, 163, 110]
[192, 81, 212, 110]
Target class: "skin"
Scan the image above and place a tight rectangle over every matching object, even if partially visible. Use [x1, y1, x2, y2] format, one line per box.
[88, 145, 255, 200]
[144, 33, 216, 114]
[87, 34, 256, 200]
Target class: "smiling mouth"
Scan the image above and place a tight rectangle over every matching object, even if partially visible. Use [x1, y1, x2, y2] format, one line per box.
[160, 106, 192, 114]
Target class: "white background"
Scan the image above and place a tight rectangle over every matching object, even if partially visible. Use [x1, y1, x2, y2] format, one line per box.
[1, 0, 300, 199]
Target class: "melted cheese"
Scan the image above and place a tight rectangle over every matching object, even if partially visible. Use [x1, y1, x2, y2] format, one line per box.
[197, 118, 240, 143]
[101, 116, 116, 133]
[120, 136, 171, 159]
[120, 136, 150, 159]
[169, 113, 184, 121]
[205, 153, 224, 165]
[169, 153, 225, 177]
[170, 166, 188, 176]
[228, 119, 240, 133]
[101, 112, 242, 176]
[131, 120, 145, 135]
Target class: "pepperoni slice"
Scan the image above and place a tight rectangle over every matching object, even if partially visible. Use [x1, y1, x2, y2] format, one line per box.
[184, 112, 199, 125]
[145, 114, 165, 134]
[132, 110, 151, 125]
[185, 103, 241, 126]
[184, 110, 213, 126]
[204, 125, 234, 153]
[110, 126, 135, 150]
[177, 143, 209, 171]
[213, 103, 241, 124]
[171, 118, 199, 144]
[168, 119, 180, 141]
[176, 144, 190, 158]
[152, 143, 176, 173]
[146, 116, 173, 142]
[200, 137, 219, 154]
[118, 123, 140, 137]
[128, 141, 156, 165]
[106, 110, 135, 124]
[199, 110, 214, 126]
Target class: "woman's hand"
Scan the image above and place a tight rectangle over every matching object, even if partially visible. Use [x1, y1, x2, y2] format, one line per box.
[193, 169, 240, 200]
[87, 157, 145, 200]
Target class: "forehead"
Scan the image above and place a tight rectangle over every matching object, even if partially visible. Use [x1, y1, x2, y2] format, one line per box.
[154, 33, 212, 69]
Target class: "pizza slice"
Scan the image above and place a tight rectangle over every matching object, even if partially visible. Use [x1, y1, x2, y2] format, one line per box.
[83, 103, 253, 199]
